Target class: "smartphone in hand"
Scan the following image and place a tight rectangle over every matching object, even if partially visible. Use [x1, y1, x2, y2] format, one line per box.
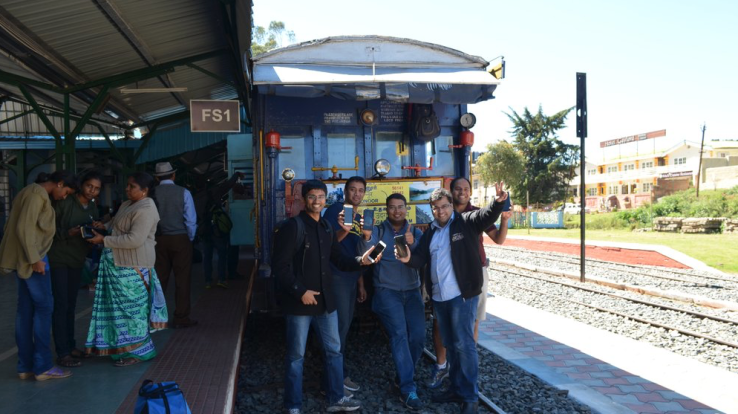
[344, 206, 354, 226]
[363, 209, 375, 227]
[394, 234, 408, 257]
[503, 192, 512, 211]
[368, 241, 386, 263]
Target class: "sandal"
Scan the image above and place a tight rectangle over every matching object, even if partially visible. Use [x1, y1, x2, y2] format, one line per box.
[70, 348, 92, 359]
[113, 358, 141, 367]
[35, 366, 72, 381]
[57, 355, 82, 368]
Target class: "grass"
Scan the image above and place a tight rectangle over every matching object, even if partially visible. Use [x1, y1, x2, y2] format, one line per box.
[507, 228, 738, 274]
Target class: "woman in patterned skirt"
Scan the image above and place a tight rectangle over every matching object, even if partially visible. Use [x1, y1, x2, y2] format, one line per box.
[84, 172, 167, 367]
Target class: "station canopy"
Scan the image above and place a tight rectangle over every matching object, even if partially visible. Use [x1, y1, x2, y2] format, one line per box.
[252, 36, 500, 104]
[0, 0, 251, 139]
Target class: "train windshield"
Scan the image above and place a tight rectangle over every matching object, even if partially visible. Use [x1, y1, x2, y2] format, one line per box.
[375, 132, 408, 178]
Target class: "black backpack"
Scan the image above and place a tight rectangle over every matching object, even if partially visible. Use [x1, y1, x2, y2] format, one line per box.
[409, 104, 441, 141]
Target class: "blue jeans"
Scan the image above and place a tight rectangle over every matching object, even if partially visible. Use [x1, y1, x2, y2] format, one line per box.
[284, 311, 343, 409]
[15, 266, 54, 375]
[50, 266, 82, 357]
[331, 273, 358, 378]
[372, 287, 425, 394]
[433, 295, 479, 402]
[203, 236, 228, 283]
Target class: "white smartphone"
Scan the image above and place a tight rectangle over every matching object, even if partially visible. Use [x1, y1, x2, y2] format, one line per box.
[343, 206, 354, 226]
[368, 241, 386, 263]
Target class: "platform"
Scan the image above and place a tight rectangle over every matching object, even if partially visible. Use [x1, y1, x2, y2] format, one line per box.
[479, 296, 735, 414]
[0, 247, 252, 414]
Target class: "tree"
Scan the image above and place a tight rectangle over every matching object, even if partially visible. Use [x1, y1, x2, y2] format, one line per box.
[475, 141, 525, 195]
[505, 105, 579, 205]
[251, 21, 295, 57]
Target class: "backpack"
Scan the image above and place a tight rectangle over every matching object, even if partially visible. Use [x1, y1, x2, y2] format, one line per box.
[209, 205, 233, 236]
[409, 104, 441, 141]
[134, 380, 191, 414]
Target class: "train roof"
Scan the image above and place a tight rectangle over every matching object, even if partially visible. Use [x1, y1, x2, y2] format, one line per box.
[251, 36, 501, 104]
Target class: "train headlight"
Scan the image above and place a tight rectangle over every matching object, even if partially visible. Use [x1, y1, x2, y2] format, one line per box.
[281, 168, 295, 182]
[374, 159, 391, 177]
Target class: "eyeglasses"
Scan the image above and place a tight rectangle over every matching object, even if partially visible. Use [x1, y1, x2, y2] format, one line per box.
[306, 195, 326, 201]
[386, 205, 406, 211]
[431, 204, 452, 212]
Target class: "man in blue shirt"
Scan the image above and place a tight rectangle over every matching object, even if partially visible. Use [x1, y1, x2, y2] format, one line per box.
[321, 176, 367, 393]
[398, 186, 506, 414]
[360, 194, 424, 410]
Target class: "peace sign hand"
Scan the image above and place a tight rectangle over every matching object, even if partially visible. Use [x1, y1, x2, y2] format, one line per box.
[494, 182, 508, 203]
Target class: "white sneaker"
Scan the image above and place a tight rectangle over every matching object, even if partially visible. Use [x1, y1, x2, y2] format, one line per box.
[326, 396, 361, 412]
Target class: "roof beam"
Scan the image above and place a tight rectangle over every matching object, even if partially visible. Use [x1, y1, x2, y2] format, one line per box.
[66, 49, 228, 94]
[92, 0, 186, 107]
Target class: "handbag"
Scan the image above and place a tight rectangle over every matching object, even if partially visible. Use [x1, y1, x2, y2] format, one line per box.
[134, 380, 192, 414]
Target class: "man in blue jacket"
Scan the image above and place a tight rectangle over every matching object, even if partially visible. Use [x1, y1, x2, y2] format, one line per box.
[322, 176, 368, 393]
[360, 194, 425, 410]
[397, 185, 506, 414]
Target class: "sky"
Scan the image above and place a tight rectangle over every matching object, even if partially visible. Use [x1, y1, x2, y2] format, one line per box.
[251, 0, 738, 158]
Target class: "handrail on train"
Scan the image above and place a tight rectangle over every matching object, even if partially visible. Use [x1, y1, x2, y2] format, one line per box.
[311, 155, 360, 179]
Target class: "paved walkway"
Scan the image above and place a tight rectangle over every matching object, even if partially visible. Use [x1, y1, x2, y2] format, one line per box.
[479, 296, 735, 414]
[0, 246, 252, 414]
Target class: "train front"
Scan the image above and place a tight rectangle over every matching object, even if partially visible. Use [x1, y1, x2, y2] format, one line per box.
[249, 35, 503, 283]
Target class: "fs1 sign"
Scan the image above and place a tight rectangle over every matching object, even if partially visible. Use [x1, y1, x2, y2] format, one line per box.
[190, 100, 240, 132]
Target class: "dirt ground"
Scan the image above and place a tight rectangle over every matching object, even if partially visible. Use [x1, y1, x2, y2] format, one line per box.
[486, 237, 691, 269]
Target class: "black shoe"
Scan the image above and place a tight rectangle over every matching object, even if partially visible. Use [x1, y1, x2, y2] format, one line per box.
[173, 319, 198, 329]
[431, 389, 463, 403]
[461, 401, 478, 414]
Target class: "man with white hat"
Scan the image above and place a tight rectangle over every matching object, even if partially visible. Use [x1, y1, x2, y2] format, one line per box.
[152, 162, 198, 328]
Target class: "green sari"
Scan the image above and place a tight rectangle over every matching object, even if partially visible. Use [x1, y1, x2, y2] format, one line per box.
[85, 248, 168, 360]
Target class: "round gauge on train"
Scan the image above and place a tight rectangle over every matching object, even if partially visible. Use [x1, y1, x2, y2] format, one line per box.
[460, 113, 476, 128]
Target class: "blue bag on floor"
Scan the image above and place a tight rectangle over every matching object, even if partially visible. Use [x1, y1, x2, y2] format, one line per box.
[134, 380, 192, 414]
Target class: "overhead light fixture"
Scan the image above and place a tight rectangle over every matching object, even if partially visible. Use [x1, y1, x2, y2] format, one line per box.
[119, 87, 188, 94]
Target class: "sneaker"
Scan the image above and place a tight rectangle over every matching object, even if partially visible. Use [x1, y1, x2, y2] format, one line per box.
[284, 409, 301, 414]
[320, 388, 353, 399]
[426, 365, 449, 389]
[326, 396, 361, 412]
[343, 377, 360, 392]
[18, 372, 34, 380]
[35, 366, 72, 381]
[400, 391, 422, 411]
[217, 281, 229, 289]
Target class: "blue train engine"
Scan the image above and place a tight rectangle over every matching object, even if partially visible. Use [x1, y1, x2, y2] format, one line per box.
[250, 36, 503, 309]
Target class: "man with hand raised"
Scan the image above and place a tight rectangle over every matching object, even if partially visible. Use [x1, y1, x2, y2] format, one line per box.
[396, 184, 507, 414]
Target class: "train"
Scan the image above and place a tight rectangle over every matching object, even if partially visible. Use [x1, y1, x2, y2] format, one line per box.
[247, 35, 504, 303]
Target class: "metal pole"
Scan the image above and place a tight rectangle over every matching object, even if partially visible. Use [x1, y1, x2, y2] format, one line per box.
[696, 124, 706, 198]
[580, 127, 586, 282]
[526, 190, 530, 235]
[576, 73, 588, 283]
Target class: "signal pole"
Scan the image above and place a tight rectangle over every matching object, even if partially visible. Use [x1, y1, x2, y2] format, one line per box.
[576, 73, 587, 283]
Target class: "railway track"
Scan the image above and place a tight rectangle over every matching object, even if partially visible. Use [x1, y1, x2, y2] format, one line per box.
[488, 245, 738, 303]
[487, 253, 738, 372]
[500, 267, 738, 349]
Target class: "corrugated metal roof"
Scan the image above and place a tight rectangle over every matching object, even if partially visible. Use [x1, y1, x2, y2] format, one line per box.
[0, 0, 251, 134]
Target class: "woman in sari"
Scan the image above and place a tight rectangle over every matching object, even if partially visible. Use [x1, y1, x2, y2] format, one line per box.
[85, 172, 168, 367]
